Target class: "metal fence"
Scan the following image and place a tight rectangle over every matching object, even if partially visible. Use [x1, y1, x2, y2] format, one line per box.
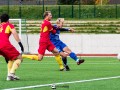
[0, 0, 120, 19]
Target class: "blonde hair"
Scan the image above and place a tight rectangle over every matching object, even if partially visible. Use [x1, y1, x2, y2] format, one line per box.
[56, 18, 64, 24]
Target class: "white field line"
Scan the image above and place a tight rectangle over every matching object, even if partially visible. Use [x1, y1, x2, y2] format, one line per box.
[22, 62, 120, 65]
[0, 62, 119, 65]
[3, 76, 120, 90]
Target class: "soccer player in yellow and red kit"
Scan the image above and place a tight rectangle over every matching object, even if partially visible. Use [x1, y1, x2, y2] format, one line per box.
[23, 11, 65, 71]
[39, 11, 65, 70]
[0, 14, 24, 81]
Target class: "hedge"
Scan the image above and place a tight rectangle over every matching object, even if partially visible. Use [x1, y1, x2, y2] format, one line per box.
[0, 5, 120, 19]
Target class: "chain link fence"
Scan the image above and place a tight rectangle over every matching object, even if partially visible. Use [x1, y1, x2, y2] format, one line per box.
[0, 0, 120, 19]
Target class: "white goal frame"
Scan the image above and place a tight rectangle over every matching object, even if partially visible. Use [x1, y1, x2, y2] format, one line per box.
[9, 19, 22, 39]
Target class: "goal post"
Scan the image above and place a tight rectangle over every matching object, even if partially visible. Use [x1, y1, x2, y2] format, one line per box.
[9, 19, 30, 53]
[9, 19, 22, 39]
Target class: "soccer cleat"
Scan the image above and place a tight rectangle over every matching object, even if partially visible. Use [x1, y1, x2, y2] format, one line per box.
[65, 65, 70, 71]
[14, 75, 20, 80]
[6, 76, 15, 81]
[77, 59, 85, 65]
[59, 67, 66, 71]
[6, 73, 20, 81]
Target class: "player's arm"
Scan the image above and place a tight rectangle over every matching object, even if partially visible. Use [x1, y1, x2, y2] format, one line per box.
[49, 23, 56, 34]
[51, 28, 56, 34]
[11, 28, 20, 42]
[59, 28, 75, 32]
[10, 28, 24, 52]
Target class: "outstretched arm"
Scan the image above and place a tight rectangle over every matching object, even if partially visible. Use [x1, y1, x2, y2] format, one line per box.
[59, 28, 75, 32]
[10, 28, 24, 52]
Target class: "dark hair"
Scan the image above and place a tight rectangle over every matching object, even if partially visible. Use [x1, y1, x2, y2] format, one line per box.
[43, 11, 51, 19]
[0, 14, 9, 23]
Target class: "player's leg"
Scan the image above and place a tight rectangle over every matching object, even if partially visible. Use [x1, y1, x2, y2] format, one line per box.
[22, 54, 39, 61]
[63, 46, 85, 65]
[0, 45, 22, 81]
[60, 52, 67, 66]
[4, 58, 13, 75]
[59, 41, 84, 64]
[22, 42, 46, 61]
[4, 58, 16, 80]
[51, 48, 65, 71]
[60, 52, 70, 71]
[55, 41, 70, 70]
[48, 42, 64, 71]
[7, 60, 14, 75]
[9, 55, 22, 80]
[37, 42, 48, 61]
[54, 45, 68, 69]
[3, 57, 14, 80]
[4, 59, 16, 80]
[38, 54, 43, 61]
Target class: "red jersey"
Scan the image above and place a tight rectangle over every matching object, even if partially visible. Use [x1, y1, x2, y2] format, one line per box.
[40, 20, 53, 42]
[0, 22, 15, 48]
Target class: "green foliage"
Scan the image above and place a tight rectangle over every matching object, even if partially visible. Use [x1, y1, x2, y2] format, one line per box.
[0, 5, 120, 19]
[103, 0, 110, 4]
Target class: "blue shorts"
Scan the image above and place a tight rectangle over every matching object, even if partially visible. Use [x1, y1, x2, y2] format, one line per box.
[55, 41, 67, 52]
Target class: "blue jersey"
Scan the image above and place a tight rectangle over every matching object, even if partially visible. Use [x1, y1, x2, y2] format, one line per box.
[50, 25, 60, 45]
[50, 25, 68, 45]
[50, 25, 69, 52]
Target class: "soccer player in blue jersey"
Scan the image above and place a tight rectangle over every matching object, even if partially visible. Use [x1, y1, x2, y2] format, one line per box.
[50, 18, 85, 71]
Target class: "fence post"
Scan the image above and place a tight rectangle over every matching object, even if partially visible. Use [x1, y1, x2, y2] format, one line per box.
[42, 0, 44, 18]
[19, 0, 22, 18]
[116, 4, 117, 19]
[7, 0, 9, 15]
[71, 0, 74, 18]
[94, 4, 96, 18]
[58, 6, 61, 18]
[79, 0, 81, 19]
[46, 7, 47, 11]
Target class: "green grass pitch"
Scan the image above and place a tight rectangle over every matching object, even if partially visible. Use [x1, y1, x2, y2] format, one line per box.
[0, 56, 120, 90]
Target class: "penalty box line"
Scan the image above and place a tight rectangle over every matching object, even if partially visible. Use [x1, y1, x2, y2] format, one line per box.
[3, 76, 120, 90]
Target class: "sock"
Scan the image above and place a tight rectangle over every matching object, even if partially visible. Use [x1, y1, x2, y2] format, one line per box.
[69, 52, 79, 62]
[22, 54, 38, 61]
[62, 57, 67, 66]
[55, 54, 64, 69]
[7, 60, 14, 75]
[10, 59, 21, 74]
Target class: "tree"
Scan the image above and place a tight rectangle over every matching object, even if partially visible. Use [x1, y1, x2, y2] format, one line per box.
[95, 0, 109, 5]
[58, 0, 110, 5]
[81, 0, 94, 5]
[58, 0, 73, 4]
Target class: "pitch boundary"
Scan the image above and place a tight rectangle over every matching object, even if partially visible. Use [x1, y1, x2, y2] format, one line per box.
[3, 76, 120, 90]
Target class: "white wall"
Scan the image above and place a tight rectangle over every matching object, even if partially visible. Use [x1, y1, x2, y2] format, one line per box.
[10, 34, 120, 54]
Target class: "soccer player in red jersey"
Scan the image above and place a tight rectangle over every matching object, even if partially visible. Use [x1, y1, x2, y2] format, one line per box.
[38, 11, 64, 70]
[0, 14, 24, 81]
[23, 11, 65, 71]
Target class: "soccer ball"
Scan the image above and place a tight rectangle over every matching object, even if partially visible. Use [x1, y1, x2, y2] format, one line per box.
[51, 84, 56, 89]
[117, 53, 120, 60]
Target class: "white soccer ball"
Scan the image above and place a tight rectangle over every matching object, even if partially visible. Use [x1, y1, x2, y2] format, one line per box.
[51, 84, 56, 89]
[117, 53, 120, 60]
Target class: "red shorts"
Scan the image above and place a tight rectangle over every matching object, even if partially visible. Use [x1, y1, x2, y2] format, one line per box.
[0, 44, 20, 61]
[38, 41, 55, 55]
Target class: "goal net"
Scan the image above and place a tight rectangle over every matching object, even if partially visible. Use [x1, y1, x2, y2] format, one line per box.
[9, 19, 29, 53]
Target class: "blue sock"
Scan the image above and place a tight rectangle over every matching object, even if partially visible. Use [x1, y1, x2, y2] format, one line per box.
[69, 52, 79, 62]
